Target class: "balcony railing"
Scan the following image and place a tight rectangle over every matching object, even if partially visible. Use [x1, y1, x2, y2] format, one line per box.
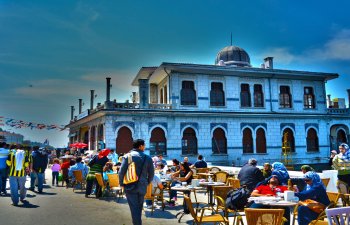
[327, 108, 350, 115]
[149, 104, 172, 109]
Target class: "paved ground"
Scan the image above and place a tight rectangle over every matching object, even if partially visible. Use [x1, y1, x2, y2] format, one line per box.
[0, 171, 208, 225]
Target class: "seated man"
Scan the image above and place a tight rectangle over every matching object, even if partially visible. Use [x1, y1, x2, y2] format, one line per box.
[68, 157, 89, 182]
[250, 175, 290, 223]
[145, 174, 164, 209]
[191, 154, 207, 168]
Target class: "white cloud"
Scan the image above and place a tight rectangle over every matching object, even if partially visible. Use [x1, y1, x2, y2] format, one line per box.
[259, 47, 296, 65]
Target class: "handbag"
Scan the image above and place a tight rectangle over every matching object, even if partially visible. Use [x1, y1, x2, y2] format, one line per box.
[123, 153, 146, 185]
[299, 199, 325, 214]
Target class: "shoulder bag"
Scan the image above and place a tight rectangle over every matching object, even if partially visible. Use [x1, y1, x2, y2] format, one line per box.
[299, 199, 325, 214]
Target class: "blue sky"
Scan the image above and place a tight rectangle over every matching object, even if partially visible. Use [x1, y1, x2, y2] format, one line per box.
[1, 0, 350, 147]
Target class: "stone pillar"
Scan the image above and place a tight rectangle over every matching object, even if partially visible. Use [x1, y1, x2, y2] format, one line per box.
[139, 79, 149, 108]
[347, 89, 350, 108]
[70, 106, 75, 120]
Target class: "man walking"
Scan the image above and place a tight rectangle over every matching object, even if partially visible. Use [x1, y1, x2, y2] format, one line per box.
[119, 139, 154, 225]
[0, 142, 9, 196]
[30, 146, 48, 193]
[6, 145, 30, 206]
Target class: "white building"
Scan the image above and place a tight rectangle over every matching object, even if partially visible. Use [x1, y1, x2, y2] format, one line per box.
[66, 45, 350, 166]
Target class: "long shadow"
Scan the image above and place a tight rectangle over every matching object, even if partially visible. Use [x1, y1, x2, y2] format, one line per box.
[18, 200, 40, 209]
[26, 193, 37, 198]
[34, 191, 57, 196]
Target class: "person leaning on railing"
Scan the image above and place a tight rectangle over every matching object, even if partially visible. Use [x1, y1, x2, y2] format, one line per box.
[332, 143, 350, 187]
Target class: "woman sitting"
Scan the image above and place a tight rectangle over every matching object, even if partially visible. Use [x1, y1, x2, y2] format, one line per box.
[103, 162, 115, 181]
[271, 162, 290, 185]
[261, 163, 272, 178]
[295, 171, 330, 225]
[168, 162, 193, 207]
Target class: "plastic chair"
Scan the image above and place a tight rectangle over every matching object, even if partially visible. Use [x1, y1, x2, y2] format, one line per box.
[214, 171, 229, 183]
[107, 173, 123, 202]
[326, 206, 350, 225]
[213, 186, 244, 225]
[72, 170, 86, 192]
[144, 183, 165, 215]
[95, 173, 108, 197]
[227, 178, 240, 188]
[210, 167, 221, 172]
[184, 195, 229, 225]
[245, 208, 285, 225]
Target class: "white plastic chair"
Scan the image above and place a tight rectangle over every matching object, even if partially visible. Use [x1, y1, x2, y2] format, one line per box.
[326, 206, 350, 225]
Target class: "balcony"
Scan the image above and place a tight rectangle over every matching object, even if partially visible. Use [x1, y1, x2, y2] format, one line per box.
[327, 108, 350, 115]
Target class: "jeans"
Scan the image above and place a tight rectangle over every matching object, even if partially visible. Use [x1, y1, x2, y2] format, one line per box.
[0, 168, 7, 193]
[9, 176, 26, 204]
[30, 172, 44, 192]
[126, 192, 145, 225]
[298, 205, 319, 225]
[52, 172, 59, 185]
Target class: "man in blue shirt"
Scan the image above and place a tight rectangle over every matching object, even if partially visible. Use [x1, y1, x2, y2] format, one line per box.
[0, 142, 9, 195]
[68, 157, 89, 182]
[192, 155, 207, 168]
[157, 154, 167, 166]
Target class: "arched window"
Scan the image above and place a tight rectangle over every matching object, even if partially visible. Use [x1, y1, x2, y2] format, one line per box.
[212, 128, 227, 154]
[254, 84, 264, 107]
[116, 127, 133, 155]
[182, 128, 197, 155]
[242, 128, 253, 153]
[240, 84, 251, 107]
[337, 129, 347, 146]
[181, 81, 196, 105]
[282, 128, 295, 153]
[150, 128, 167, 156]
[307, 128, 319, 152]
[279, 86, 292, 108]
[256, 128, 266, 153]
[210, 82, 225, 106]
[304, 87, 315, 109]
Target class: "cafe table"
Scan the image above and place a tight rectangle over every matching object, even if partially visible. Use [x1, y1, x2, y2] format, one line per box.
[248, 196, 298, 225]
[199, 181, 226, 206]
[171, 185, 203, 223]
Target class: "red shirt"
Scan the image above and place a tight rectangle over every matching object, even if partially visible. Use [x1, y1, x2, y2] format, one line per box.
[61, 161, 70, 169]
[255, 185, 288, 196]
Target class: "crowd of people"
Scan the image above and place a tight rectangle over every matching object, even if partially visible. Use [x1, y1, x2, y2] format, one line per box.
[1, 140, 350, 225]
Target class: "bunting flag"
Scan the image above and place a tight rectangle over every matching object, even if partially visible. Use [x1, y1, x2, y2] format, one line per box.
[1, 116, 66, 131]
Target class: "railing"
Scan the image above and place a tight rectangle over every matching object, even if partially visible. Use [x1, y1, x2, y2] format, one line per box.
[327, 108, 350, 114]
[149, 104, 172, 109]
[114, 103, 139, 109]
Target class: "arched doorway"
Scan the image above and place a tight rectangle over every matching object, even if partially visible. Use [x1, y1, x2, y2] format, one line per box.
[242, 128, 253, 153]
[330, 125, 349, 150]
[116, 127, 133, 154]
[212, 128, 227, 154]
[256, 128, 266, 153]
[282, 128, 295, 152]
[182, 127, 197, 155]
[149, 127, 167, 156]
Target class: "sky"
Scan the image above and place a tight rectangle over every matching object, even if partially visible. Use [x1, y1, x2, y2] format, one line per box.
[1, 0, 350, 147]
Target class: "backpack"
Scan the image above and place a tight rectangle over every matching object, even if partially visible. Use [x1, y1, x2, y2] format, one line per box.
[33, 151, 48, 171]
[225, 186, 251, 210]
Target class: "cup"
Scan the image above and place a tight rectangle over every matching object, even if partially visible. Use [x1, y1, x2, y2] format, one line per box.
[182, 182, 187, 186]
[284, 191, 294, 201]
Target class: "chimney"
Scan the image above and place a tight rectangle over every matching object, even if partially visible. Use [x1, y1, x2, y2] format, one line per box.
[70, 106, 75, 120]
[132, 92, 137, 103]
[90, 90, 95, 110]
[327, 94, 332, 108]
[106, 77, 111, 102]
[138, 79, 149, 108]
[78, 99, 82, 114]
[347, 89, 350, 108]
[264, 57, 274, 69]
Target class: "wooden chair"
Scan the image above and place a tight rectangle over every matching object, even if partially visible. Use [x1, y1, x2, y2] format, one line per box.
[337, 180, 350, 206]
[327, 192, 343, 207]
[214, 171, 229, 183]
[213, 186, 244, 225]
[307, 201, 336, 225]
[95, 173, 108, 197]
[184, 195, 229, 225]
[107, 173, 123, 202]
[321, 178, 330, 188]
[245, 208, 285, 225]
[72, 170, 86, 192]
[191, 168, 198, 179]
[326, 206, 350, 225]
[144, 183, 165, 215]
[210, 167, 221, 172]
[227, 178, 240, 188]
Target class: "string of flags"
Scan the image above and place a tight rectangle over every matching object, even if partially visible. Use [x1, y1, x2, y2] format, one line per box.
[0, 116, 66, 131]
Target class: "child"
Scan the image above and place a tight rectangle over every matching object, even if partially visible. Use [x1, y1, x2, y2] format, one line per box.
[51, 158, 61, 186]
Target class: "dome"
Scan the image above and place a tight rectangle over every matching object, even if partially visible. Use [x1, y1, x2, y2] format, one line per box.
[215, 46, 251, 67]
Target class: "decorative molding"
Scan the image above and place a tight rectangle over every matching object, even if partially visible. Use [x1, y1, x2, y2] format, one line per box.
[240, 123, 267, 130]
[114, 121, 135, 130]
[305, 123, 319, 131]
[280, 123, 295, 131]
[180, 122, 198, 131]
[226, 98, 239, 101]
[317, 101, 326, 104]
[210, 123, 227, 130]
[293, 100, 303, 103]
[198, 97, 209, 100]
[148, 122, 168, 132]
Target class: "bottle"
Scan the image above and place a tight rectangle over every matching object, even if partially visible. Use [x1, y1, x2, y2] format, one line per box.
[208, 176, 213, 183]
[287, 179, 293, 191]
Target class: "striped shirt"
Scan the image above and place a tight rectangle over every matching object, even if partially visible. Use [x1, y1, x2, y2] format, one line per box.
[6, 151, 30, 177]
